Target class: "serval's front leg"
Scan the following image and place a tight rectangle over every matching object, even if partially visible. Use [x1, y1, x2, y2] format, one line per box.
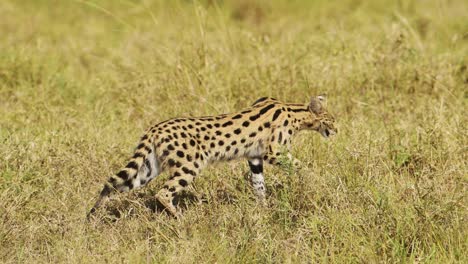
[247, 157, 267, 205]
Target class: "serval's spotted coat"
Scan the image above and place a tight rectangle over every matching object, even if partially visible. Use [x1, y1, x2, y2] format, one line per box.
[88, 95, 337, 218]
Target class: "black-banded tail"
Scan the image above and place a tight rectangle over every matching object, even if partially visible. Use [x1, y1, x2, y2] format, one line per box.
[87, 135, 160, 219]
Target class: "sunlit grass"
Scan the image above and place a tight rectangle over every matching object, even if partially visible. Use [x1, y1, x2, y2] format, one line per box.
[0, 0, 467, 262]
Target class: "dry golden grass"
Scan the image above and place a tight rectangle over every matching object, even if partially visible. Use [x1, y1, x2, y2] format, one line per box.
[0, 0, 467, 263]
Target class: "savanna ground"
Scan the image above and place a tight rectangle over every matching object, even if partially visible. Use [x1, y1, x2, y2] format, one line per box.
[1, 0, 467, 263]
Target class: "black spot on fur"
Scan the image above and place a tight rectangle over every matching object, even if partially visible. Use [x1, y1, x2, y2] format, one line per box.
[232, 114, 242, 119]
[249, 132, 257, 137]
[231, 141, 237, 145]
[109, 177, 117, 186]
[225, 133, 231, 138]
[190, 139, 196, 146]
[141, 134, 148, 141]
[182, 167, 196, 176]
[272, 109, 282, 121]
[137, 143, 145, 149]
[144, 146, 152, 153]
[284, 120, 289, 126]
[177, 151, 185, 158]
[240, 138, 246, 143]
[168, 144, 175, 151]
[291, 107, 308, 113]
[168, 159, 176, 167]
[218, 140, 224, 146]
[186, 155, 192, 161]
[259, 104, 275, 115]
[210, 143, 215, 148]
[249, 114, 260, 121]
[124, 181, 134, 189]
[182, 143, 188, 149]
[278, 132, 283, 143]
[264, 122, 270, 128]
[117, 170, 129, 180]
[145, 159, 151, 176]
[179, 179, 188, 187]
[214, 123, 220, 128]
[242, 121, 250, 127]
[234, 128, 241, 134]
[100, 185, 113, 197]
[127, 161, 139, 170]
[222, 121, 233, 127]
[216, 131, 222, 136]
[252, 97, 268, 105]
[288, 129, 293, 135]
[248, 160, 263, 174]
[133, 152, 145, 159]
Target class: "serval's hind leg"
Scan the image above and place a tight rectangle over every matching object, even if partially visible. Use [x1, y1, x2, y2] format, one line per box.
[155, 165, 200, 218]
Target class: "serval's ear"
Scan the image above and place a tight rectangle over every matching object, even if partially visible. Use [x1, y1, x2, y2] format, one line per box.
[317, 94, 326, 103]
[309, 95, 323, 114]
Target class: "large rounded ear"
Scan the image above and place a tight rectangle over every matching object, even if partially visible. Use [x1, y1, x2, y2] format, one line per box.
[309, 96, 323, 114]
[317, 94, 327, 104]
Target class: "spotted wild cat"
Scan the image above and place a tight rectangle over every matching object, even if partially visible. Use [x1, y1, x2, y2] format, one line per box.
[88, 95, 337, 218]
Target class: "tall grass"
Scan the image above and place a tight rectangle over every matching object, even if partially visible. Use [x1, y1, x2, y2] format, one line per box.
[0, 0, 466, 262]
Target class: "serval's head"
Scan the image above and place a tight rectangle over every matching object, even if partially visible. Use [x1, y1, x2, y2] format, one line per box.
[306, 95, 337, 138]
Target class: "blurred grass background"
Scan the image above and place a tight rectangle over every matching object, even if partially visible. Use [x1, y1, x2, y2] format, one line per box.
[0, 0, 467, 262]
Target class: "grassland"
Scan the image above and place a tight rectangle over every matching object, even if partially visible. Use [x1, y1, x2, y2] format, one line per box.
[0, 0, 467, 263]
